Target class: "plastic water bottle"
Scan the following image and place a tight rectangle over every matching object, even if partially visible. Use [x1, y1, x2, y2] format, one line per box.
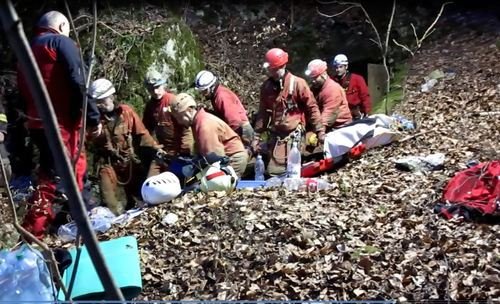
[287, 141, 301, 179]
[254, 154, 265, 181]
[0, 246, 55, 302]
[283, 177, 334, 192]
[264, 176, 283, 187]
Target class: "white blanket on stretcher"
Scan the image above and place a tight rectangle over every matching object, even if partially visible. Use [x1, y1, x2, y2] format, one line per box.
[324, 114, 402, 158]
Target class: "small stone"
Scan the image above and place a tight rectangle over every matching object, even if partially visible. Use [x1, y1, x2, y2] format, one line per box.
[162, 213, 178, 225]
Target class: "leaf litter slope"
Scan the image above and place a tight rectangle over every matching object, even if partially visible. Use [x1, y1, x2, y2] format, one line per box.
[43, 8, 499, 302]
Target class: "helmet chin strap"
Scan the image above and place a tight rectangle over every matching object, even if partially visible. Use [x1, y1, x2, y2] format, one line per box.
[278, 68, 286, 79]
[209, 84, 216, 96]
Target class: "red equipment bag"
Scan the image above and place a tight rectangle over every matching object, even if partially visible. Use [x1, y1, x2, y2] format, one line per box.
[437, 160, 500, 219]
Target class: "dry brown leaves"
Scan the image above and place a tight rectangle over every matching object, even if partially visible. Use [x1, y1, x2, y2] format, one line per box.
[83, 24, 500, 301]
[40, 6, 500, 302]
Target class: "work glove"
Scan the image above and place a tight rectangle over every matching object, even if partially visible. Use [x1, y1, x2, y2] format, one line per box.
[154, 148, 170, 164]
[156, 148, 168, 158]
[240, 123, 255, 146]
[251, 137, 260, 155]
[306, 132, 318, 147]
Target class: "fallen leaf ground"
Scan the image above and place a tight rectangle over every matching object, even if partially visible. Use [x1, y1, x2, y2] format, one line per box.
[97, 14, 498, 301]
[2, 4, 499, 302]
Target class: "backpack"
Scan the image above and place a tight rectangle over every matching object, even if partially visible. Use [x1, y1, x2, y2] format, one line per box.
[436, 160, 500, 220]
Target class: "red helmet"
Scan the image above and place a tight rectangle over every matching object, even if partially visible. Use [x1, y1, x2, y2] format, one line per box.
[305, 59, 327, 78]
[263, 48, 289, 69]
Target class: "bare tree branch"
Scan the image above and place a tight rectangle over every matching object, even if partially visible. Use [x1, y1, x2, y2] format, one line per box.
[316, 5, 358, 18]
[393, 2, 451, 55]
[421, 2, 452, 41]
[392, 38, 414, 56]
[316, 0, 397, 114]
[383, 0, 396, 114]
[317, 0, 340, 3]
[421, 28, 437, 45]
[411, 23, 418, 45]
[358, 5, 384, 53]
[384, 0, 396, 56]
[368, 38, 379, 46]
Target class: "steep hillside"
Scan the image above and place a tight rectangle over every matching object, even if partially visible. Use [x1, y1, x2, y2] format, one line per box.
[81, 11, 499, 301]
[1, 1, 498, 301]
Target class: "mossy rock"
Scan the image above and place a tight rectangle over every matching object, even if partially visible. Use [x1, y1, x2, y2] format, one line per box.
[81, 12, 203, 114]
[125, 22, 203, 113]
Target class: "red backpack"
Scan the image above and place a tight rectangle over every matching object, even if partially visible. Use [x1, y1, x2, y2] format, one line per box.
[437, 160, 500, 220]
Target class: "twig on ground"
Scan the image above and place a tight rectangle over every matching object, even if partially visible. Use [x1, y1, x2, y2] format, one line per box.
[475, 111, 500, 117]
[399, 129, 437, 143]
[98, 21, 125, 37]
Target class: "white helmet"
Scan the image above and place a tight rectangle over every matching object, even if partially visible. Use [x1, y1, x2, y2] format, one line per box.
[333, 54, 349, 66]
[200, 162, 238, 194]
[89, 78, 116, 99]
[144, 70, 166, 87]
[194, 70, 217, 91]
[141, 172, 182, 205]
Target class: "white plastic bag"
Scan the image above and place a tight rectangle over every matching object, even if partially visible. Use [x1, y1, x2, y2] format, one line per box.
[58, 206, 116, 242]
[394, 153, 446, 172]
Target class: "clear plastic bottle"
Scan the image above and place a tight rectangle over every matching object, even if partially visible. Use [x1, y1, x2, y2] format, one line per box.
[0, 246, 55, 302]
[287, 141, 301, 179]
[264, 176, 283, 188]
[254, 154, 265, 181]
[283, 177, 301, 191]
[283, 177, 333, 192]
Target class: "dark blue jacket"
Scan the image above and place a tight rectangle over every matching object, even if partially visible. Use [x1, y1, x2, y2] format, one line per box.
[18, 28, 100, 129]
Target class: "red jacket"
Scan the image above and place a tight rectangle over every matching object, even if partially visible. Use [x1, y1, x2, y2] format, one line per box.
[311, 77, 352, 130]
[192, 108, 245, 157]
[255, 72, 324, 135]
[211, 84, 249, 131]
[333, 72, 371, 115]
[17, 28, 100, 130]
[143, 92, 193, 156]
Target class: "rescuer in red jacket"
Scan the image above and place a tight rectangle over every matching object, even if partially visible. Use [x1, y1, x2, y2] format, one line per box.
[331, 54, 372, 120]
[252, 48, 325, 176]
[305, 59, 352, 132]
[194, 70, 254, 146]
[17, 11, 101, 238]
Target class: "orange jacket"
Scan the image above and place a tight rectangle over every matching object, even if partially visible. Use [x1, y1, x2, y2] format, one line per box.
[95, 104, 159, 161]
[333, 72, 371, 114]
[211, 84, 249, 131]
[192, 108, 245, 157]
[312, 77, 352, 131]
[143, 93, 194, 156]
[255, 72, 324, 135]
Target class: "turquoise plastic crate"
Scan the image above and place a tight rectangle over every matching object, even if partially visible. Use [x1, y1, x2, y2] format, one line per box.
[58, 236, 142, 300]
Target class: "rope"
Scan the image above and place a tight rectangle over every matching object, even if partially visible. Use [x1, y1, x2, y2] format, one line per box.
[64, 0, 98, 169]
[116, 157, 134, 186]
